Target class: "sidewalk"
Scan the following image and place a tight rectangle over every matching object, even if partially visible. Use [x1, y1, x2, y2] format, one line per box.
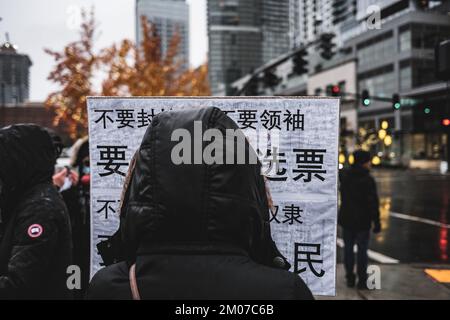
[316, 264, 450, 300]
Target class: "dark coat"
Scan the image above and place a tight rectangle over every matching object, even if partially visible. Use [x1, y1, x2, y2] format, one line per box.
[87, 107, 313, 300]
[338, 165, 380, 232]
[0, 124, 73, 299]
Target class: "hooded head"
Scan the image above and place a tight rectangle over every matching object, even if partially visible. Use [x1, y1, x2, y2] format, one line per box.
[118, 107, 287, 268]
[352, 150, 371, 167]
[0, 124, 57, 221]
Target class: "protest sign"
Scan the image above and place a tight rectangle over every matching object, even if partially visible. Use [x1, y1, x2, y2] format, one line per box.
[87, 97, 339, 295]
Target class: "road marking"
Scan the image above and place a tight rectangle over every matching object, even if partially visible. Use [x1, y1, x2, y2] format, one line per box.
[336, 237, 400, 264]
[390, 211, 450, 229]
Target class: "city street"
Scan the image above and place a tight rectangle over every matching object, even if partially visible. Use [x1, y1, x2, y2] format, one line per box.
[1, 0, 450, 303]
[338, 168, 450, 264]
[332, 168, 450, 299]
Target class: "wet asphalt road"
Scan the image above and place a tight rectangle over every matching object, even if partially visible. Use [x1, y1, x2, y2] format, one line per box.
[337, 168, 450, 264]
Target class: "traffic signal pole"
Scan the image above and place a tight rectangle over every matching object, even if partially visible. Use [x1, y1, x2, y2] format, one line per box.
[235, 38, 322, 96]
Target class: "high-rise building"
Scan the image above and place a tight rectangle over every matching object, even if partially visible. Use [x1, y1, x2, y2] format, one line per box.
[261, 0, 295, 62]
[299, 0, 333, 44]
[136, 0, 189, 68]
[207, 0, 298, 95]
[298, 0, 358, 45]
[0, 40, 32, 105]
[207, 0, 262, 95]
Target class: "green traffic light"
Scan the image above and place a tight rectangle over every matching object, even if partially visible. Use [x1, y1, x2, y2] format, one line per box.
[424, 107, 431, 114]
[363, 98, 371, 106]
[394, 102, 401, 109]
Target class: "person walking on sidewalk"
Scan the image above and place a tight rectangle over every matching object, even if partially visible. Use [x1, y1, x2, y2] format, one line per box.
[338, 150, 381, 289]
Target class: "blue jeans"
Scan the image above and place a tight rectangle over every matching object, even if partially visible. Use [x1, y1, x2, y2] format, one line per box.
[343, 229, 370, 282]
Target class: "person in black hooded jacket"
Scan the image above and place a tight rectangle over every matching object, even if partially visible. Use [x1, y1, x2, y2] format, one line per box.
[338, 150, 381, 289]
[87, 107, 313, 300]
[0, 124, 73, 299]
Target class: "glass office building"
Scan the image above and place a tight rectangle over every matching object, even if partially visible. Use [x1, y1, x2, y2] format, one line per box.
[207, 0, 298, 95]
[136, 0, 189, 69]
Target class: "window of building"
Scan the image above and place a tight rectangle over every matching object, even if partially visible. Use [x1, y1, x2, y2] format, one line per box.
[398, 24, 411, 52]
[411, 23, 450, 50]
[358, 64, 395, 97]
[231, 34, 236, 45]
[411, 59, 436, 88]
[357, 31, 395, 66]
[399, 59, 411, 91]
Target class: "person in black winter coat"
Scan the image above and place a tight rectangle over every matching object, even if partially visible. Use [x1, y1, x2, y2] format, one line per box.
[338, 150, 381, 289]
[87, 107, 313, 300]
[0, 124, 73, 299]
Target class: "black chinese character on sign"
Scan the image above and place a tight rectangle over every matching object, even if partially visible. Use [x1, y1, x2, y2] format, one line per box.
[294, 243, 325, 277]
[137, 109, 156, 128]
[223, 110, 235, 116]
[97, 234, 114, 266]
[116, 109, 135, 128]
[269, 205, 281, 223]
[292, 149, 327, 182]
[94, 110, 114, 129]
[263, 148, 287, 181]
[96, 200, 118, 219]
[260, 110, 282, 130]
[282, 204, 303, 225]
[283, 110, 304, 131]
[237, 110, 258, 129]
[97, 145, 128, 177]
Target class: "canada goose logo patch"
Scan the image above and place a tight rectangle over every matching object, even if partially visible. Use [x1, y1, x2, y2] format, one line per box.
[27, 224, 43, 238]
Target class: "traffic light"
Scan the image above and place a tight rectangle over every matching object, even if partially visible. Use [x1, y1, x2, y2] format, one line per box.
[331, 85, 340, 96]
[443, 118, 450, 127]
[263, 69, 280, 88]
[292, 49, 308, 75]
[361, 89, 370, 107]
[319, 33, 336, 60]
[392, 94, 401, 110]
[244, 78, 259, 96]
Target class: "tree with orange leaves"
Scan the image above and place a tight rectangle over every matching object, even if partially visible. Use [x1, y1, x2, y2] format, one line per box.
[45, 10, 98, 139]
[46, 11, 210, 139]
[101, 16, 210, 97]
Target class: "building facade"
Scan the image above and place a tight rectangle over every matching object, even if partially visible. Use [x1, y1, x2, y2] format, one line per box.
[231, 0, 450, 169]
[0, 41, 32, 105]
[0, 102, 70, 142]
[343, 7, 450, 167]
[136, 0, 189, 68]
[307, 58, 358, 136]
[207, 0, 299, 95]
[261, 0, 297, 62]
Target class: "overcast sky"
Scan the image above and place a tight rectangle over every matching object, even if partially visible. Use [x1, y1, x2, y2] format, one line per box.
[0, 0, 208, 101]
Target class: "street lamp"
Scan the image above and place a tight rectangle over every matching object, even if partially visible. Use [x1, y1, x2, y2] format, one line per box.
[384, 135, 393, 146]
[348, 154, 354, 165]
[378, 129, 387, 140]
[372, 156, 381, 166]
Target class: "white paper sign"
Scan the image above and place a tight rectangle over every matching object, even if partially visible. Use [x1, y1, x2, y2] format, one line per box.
[87, 97, 340, 296]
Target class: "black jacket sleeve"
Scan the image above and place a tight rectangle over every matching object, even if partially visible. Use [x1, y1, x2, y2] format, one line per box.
[293, 275, 314, 300]
[367, 176, 380, 227]
[0, 201, 59, 299]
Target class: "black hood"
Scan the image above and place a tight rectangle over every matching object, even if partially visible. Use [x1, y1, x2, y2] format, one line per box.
[0, 124, 56, 218]
[119, 107, 286, 267]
